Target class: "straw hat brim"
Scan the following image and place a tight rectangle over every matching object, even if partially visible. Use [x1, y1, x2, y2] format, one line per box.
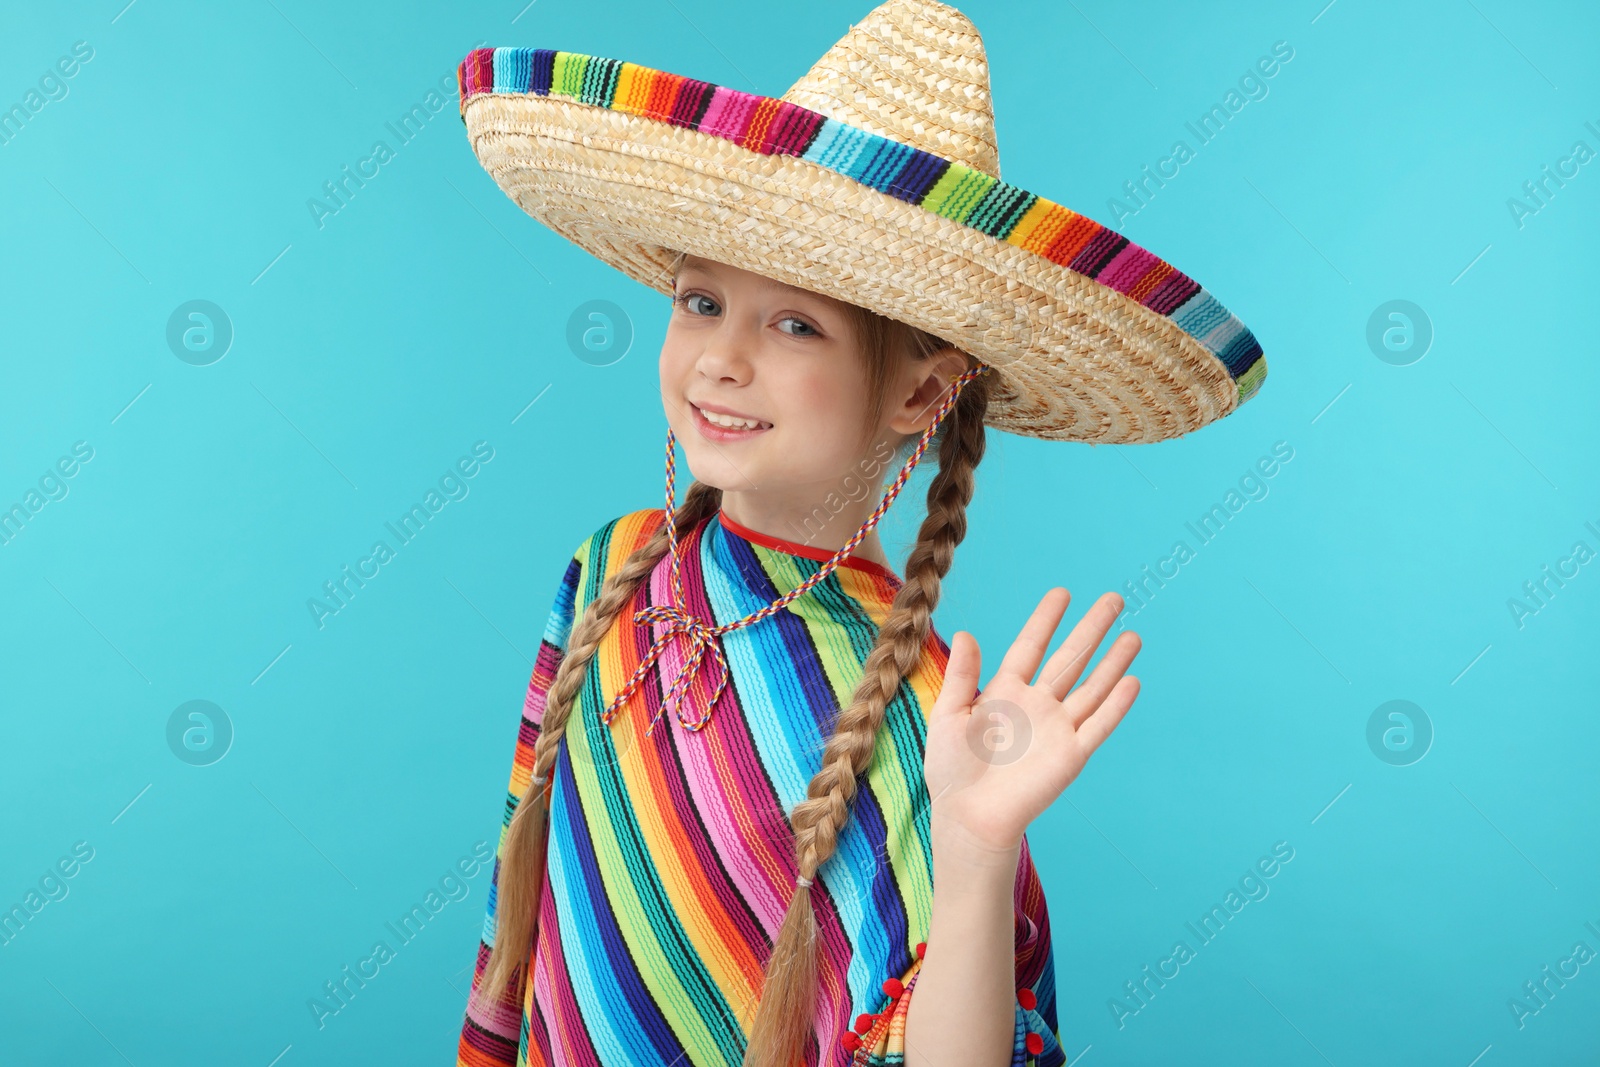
[459, 51, 1267, 444]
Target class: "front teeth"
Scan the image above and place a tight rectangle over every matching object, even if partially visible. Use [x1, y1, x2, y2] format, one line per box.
[700, 407, 766, 430]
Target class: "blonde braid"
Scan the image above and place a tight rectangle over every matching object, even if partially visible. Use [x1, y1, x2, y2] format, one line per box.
[479, 481, 724, 1004]
[744, 369, 991, 1067]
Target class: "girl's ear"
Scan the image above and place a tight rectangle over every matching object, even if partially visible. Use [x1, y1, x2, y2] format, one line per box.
[886, 347, 975, 436]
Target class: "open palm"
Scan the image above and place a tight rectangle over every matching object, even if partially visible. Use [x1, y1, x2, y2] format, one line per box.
[924, 588, 1142, 851]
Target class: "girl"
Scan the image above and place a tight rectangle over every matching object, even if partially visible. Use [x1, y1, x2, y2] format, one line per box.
[452, 2, 1265, 1065]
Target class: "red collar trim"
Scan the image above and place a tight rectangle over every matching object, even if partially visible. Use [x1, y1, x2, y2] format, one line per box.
[716, 509, 900, 582]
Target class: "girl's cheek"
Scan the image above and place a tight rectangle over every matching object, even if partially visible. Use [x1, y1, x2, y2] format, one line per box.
[789, 373, 852, 415]
[821, 395, 867, 440]
[657, 346, 691, 393]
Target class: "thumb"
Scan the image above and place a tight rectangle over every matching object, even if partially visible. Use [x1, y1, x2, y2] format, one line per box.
[932, 630, 982, 720]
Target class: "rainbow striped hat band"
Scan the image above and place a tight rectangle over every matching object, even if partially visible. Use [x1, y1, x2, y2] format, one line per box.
[456, 0, 1267, 444]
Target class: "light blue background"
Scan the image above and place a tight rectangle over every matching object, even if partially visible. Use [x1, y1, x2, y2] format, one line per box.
[2, 0, 1596, 1064]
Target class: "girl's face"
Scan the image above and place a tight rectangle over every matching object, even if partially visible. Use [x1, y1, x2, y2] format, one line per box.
[660, 255, 964, 513]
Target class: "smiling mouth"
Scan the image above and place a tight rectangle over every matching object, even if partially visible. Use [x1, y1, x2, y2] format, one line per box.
[690, 404, 772, 432]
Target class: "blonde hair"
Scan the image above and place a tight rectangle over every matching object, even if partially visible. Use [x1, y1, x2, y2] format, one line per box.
[478, 251, 991, 1067]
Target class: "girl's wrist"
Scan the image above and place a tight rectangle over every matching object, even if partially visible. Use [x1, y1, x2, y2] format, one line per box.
[930, 806, 1023, 878]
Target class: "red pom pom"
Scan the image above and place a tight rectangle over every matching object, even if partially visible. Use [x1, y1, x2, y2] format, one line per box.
[1025, 1032, 1044, 1055]
[854, 1013, 875, 1035]
[1017, 987, 1037, 1011]
[881, 978, 905, 999]
[841, 1032, 862, 1052]
[914, 941, 926, 959]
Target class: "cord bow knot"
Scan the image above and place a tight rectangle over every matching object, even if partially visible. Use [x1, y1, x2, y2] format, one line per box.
[605, 602, 732, 734]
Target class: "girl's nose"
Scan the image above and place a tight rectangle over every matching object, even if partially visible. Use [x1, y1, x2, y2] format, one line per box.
[695, 319, 756, 383]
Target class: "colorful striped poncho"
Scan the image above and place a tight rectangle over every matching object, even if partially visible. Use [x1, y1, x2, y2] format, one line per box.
[456, 507, 1064, 1067]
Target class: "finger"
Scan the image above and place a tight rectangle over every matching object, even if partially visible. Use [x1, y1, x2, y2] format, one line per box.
[932, 630, 982, 720]
[1075, 674, 1140, 754]
[1067, 630, 1142, 727]
[1039, 592, 1124, 701]
[992, 587, 1071, 686]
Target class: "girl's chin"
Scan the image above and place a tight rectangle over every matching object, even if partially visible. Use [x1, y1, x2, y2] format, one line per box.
[678, 449, 763, 493]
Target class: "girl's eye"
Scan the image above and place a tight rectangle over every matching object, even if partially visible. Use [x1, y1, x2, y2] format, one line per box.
[678, 293, 720, 317]
[777, 316, 819, 338]
[674, 292, 819, 338]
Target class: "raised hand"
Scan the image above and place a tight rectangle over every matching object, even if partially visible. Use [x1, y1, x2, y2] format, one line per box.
[924, 588, 1142, 852]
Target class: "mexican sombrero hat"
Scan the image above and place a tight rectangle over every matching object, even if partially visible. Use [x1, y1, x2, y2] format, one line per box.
[455, 0, 1267, 444]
